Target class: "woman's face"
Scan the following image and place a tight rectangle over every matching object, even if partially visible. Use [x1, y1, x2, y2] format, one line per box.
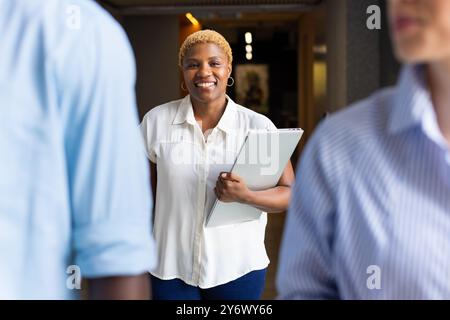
[182, 43, 231, 105]
[389, 0, 450, 64]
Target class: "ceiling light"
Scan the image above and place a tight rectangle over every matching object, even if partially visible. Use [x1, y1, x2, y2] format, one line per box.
[185, 13, 199, 26]
[245, 32, 252, 44]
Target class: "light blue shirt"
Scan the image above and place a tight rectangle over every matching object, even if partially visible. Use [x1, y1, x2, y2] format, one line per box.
[0, 0, 156, 299]
[277, 65, 450, 299]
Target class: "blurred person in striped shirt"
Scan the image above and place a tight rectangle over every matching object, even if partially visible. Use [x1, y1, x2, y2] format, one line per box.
[277, 0, 450, 299]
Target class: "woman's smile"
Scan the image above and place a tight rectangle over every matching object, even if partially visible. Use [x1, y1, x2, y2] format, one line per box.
[194, 80, 217, 89]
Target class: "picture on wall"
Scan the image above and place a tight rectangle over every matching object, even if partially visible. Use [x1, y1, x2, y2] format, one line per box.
[235, 64, 269, 115]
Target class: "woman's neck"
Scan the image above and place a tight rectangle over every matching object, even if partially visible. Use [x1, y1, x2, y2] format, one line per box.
[427, 60, 450, 146]
[191, 96, 228, 133]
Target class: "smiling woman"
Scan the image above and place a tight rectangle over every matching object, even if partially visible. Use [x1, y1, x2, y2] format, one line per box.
[181, 42, 231, 117]
[178, 30, 234, 128]
[139, 29, 295, 300]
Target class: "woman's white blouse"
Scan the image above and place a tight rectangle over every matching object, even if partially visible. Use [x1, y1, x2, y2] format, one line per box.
[140, 95, 277, 288]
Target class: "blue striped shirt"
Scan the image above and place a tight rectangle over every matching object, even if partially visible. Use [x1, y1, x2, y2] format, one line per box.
[276, 65, 450, 299]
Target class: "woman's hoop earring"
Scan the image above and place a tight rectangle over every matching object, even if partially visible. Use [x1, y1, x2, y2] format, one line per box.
[181, 82, 187, 91]
[227, 77, 235, 87]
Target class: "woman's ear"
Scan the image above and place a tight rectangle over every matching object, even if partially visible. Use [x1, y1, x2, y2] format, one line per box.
[228, 64, 232, 78]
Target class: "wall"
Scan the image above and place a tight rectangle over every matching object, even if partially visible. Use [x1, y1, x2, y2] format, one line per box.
[326, 0, 398, 111]
[122, 15, 180, 119]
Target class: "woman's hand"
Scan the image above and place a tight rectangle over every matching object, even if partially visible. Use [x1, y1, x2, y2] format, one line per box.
[214, 172, 251, 203]
[214, 161, 295, 213]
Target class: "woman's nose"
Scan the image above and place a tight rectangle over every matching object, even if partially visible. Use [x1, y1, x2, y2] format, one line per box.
[197, 63, 212, 76]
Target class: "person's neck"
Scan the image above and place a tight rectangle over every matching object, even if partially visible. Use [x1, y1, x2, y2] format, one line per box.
[191, 96, 228, 133]
[427, 59, 450, 146]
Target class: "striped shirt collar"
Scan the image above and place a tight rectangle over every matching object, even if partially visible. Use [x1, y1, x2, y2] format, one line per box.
[172, 94, 236, 134]
[389, 64, 449, 151]
[389, 64, 431, 134]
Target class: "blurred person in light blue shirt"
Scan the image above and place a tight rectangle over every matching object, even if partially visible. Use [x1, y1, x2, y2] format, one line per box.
[0, 0, 156, 299]
[277, 0, 450, 299]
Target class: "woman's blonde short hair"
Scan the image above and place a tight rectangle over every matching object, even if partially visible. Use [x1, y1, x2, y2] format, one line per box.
[179, 29, 233, 67]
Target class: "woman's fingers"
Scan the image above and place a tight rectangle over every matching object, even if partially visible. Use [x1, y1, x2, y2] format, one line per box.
[219, 172, 240, 183]
[228, 173, 241, 182]
[217, 176, 233, 191]
[216, 177, 224, 191]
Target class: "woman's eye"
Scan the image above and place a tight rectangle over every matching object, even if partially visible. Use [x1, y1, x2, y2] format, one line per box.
[211, 62, 221, 66]
[187, 63, 199, 68]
